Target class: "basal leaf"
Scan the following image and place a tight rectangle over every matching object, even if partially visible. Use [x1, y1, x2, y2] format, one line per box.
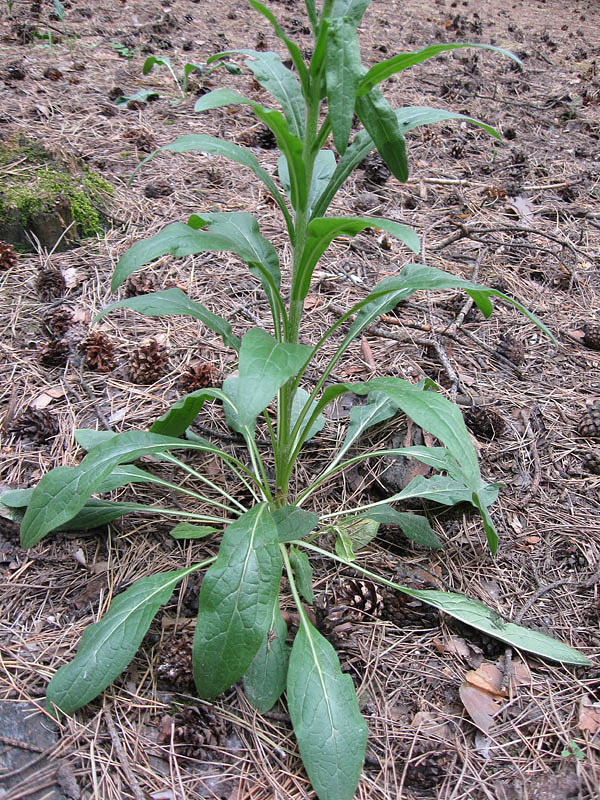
[96, 288, 240, 353]
[243, 602, 290, 713]
[287, 620, 368, 800]
[75, 429, 117, 451]
[355, 88, 408, 182]
[290, 387, 326, 445]
[335, 390, 398, 465]
[151, 387, 238, 437]
[402, 589, 590, 665]
[357, 505, 442, 548]
[289, 546, 314, 603]
[169, 522, 218, 539]
[325, 19, 362, 154]
[193, 504, 282, 697]
[47, 567, 197, 714]
[272, 505, 319, 543]
[235, 329, 312, 427]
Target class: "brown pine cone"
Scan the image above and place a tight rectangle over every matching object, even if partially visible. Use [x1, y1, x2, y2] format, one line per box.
[404, 743, 454, 792]
[128, 340, 169, 384]
[380, 588, 440, 628]
[125, 272, 157, 297]
[38, 339, 70, 368]
[9, 408, 58, 443]
[179, 362, 219, 393]
[463, 405, 506, 440]
[361, 152, 391, 186]
[0, 241, 18, 271]
[157, 630, 194, 691]
[157, 704, 228, 759]
[582, 452, 600, 475]
[81, 332, 115, 373]
[578, 402, 600, 440]
[331, 578, 384, 619]
[255, 124, 277, 149]
[42, 307, 73, 339]
[496, 334, 525, 365]
[143, 181, 172, 199]
[582, 322, 600, 351]
[123, 128, 156, 153]
[36, 268, 66, 301]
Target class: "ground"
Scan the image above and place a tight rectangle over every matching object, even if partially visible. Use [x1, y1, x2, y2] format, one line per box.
[0, 0, 599, 798]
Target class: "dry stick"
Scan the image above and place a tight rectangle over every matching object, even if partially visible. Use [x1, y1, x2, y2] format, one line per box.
[514, 409, 542, 510]
[104, 708, 146, 800]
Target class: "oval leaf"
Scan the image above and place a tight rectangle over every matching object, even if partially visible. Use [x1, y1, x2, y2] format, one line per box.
[243, 603, 290, 712]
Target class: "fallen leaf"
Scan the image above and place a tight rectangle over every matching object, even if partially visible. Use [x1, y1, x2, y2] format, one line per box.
[578, 695, 600, 734]
[465, 664, 506, 697]
[433, 635, 471, 659]
[360, 336, 376, 370]
[459, 683, 502, 735]
[30, 392, 54, 410]
[410, 711, 452, 741]
[63, 267, 81, 288]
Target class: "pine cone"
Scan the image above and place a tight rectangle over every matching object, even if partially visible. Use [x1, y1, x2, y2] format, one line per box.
[0, 241, 18, 271]
[255, 124, 277, 149]
[128, 340, 169, 384]
[157, 630, 194, 690]
[578, 402, 600, 440]
[81, 332, 115, 373]
[380, 588, 440, 628]
[9, 408, 58, 443]
[123, 128, 156, 153]
[496, 334, 525, 365]
[331, 578, 384, 619]
[143, 181, 172, 199]
[404, 743, 454, 792]
[463, 405, 506, 440]
[36, 268, 66, 301]
[38, 339, 70, 368]
[582, 452, 600, 475]
[157, 704, 228, 759]
[361, 152, 391, 186]
[582, 322, 600, 351]
[125, 272, 157, 297]
[42, 307, 73, 338]
[179, 362, 219, 393]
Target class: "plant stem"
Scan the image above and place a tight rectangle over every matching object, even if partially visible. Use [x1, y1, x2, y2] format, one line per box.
[160, 453, 249, 512]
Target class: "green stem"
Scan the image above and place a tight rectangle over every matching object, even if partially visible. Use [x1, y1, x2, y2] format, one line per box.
[280, 544, 310, 629]
[160, 453, 250, 513]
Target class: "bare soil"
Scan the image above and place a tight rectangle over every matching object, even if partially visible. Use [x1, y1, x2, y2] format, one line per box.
[0, 0, 599, 798]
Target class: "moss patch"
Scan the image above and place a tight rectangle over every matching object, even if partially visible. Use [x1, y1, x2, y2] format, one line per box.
[0, 135, 114, 250]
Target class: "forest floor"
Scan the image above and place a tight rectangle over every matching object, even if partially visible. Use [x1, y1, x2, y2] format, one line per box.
[0, 0, 599, 798]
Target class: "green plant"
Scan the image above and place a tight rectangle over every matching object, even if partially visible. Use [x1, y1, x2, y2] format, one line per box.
[142, 55, 242, 98]
[561, 741, 586, 762]
[111, 41, 135, 60]
[3, 2, 589, 798]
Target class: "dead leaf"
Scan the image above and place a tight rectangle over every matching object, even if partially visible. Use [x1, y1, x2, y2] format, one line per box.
[304, 294, 321, 310]
[360, 336, 376, 370]
[465, 664, 506, 697]
[433, 635, 472, 659]
[578, 695, 600, 734]
[410, 711, 452, 741]
[63, 267, 82, 288]
[30, 392, 54, 410]
[506, 195, 534, 226]
[459, 683, 502, 735]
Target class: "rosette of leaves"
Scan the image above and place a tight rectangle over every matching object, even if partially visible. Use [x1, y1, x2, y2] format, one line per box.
[2, 3, 589, 800]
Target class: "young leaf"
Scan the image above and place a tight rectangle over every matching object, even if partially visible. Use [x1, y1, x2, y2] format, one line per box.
[335, 390, 398, 465]
[325, 18, 362, 153]
[47, 566, 199, 714]
[95, 288, 240, 353]
[150, 386, 239, 437]
[331, 0, 370, 25]
[169, 522, 218, 539]
[355, 87, 409, 182]
[193, 504, 282, 697]
[290, 387, 326, 444]
[279, 149, 337, 218]
[272, 505, 319, 543]
[334, 527, 356, 562]
[234, 329, 312, 427]
[243, 602, 290, 712]
[289, 546, 314, 603]
[247, 0, 309, 92]
[142, 55, 171, 75]
[357, 505, 442, 548]
[287, 620, 368, 800]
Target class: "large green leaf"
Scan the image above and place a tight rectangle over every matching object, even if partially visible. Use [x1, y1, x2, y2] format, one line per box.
[96, 288, 241, 353]
[289, 546, 314, 603]
[325, 18, 362, 153]
[331, 0, 370, 24]
[47, 566, 198, 714]
[150, 386, 239, 437]
[243, 602, 290, 712]
[20, 431, 220, 547]
[358, 42, 520, 96]
[295, 216, 418, 301]
[313, 106, 499, 218]
[136, 134, 291, 229]
[234, 329, 312, 427]
[402, 589, 590, 665]
[287, 620, 368, 800]
[279, 149, 337, 218]
[193, 504, 282, 697]
[355, 88, 408, 182]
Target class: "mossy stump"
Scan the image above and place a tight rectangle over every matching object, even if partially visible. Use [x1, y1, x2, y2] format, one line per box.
[0, 134, 113, 252]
